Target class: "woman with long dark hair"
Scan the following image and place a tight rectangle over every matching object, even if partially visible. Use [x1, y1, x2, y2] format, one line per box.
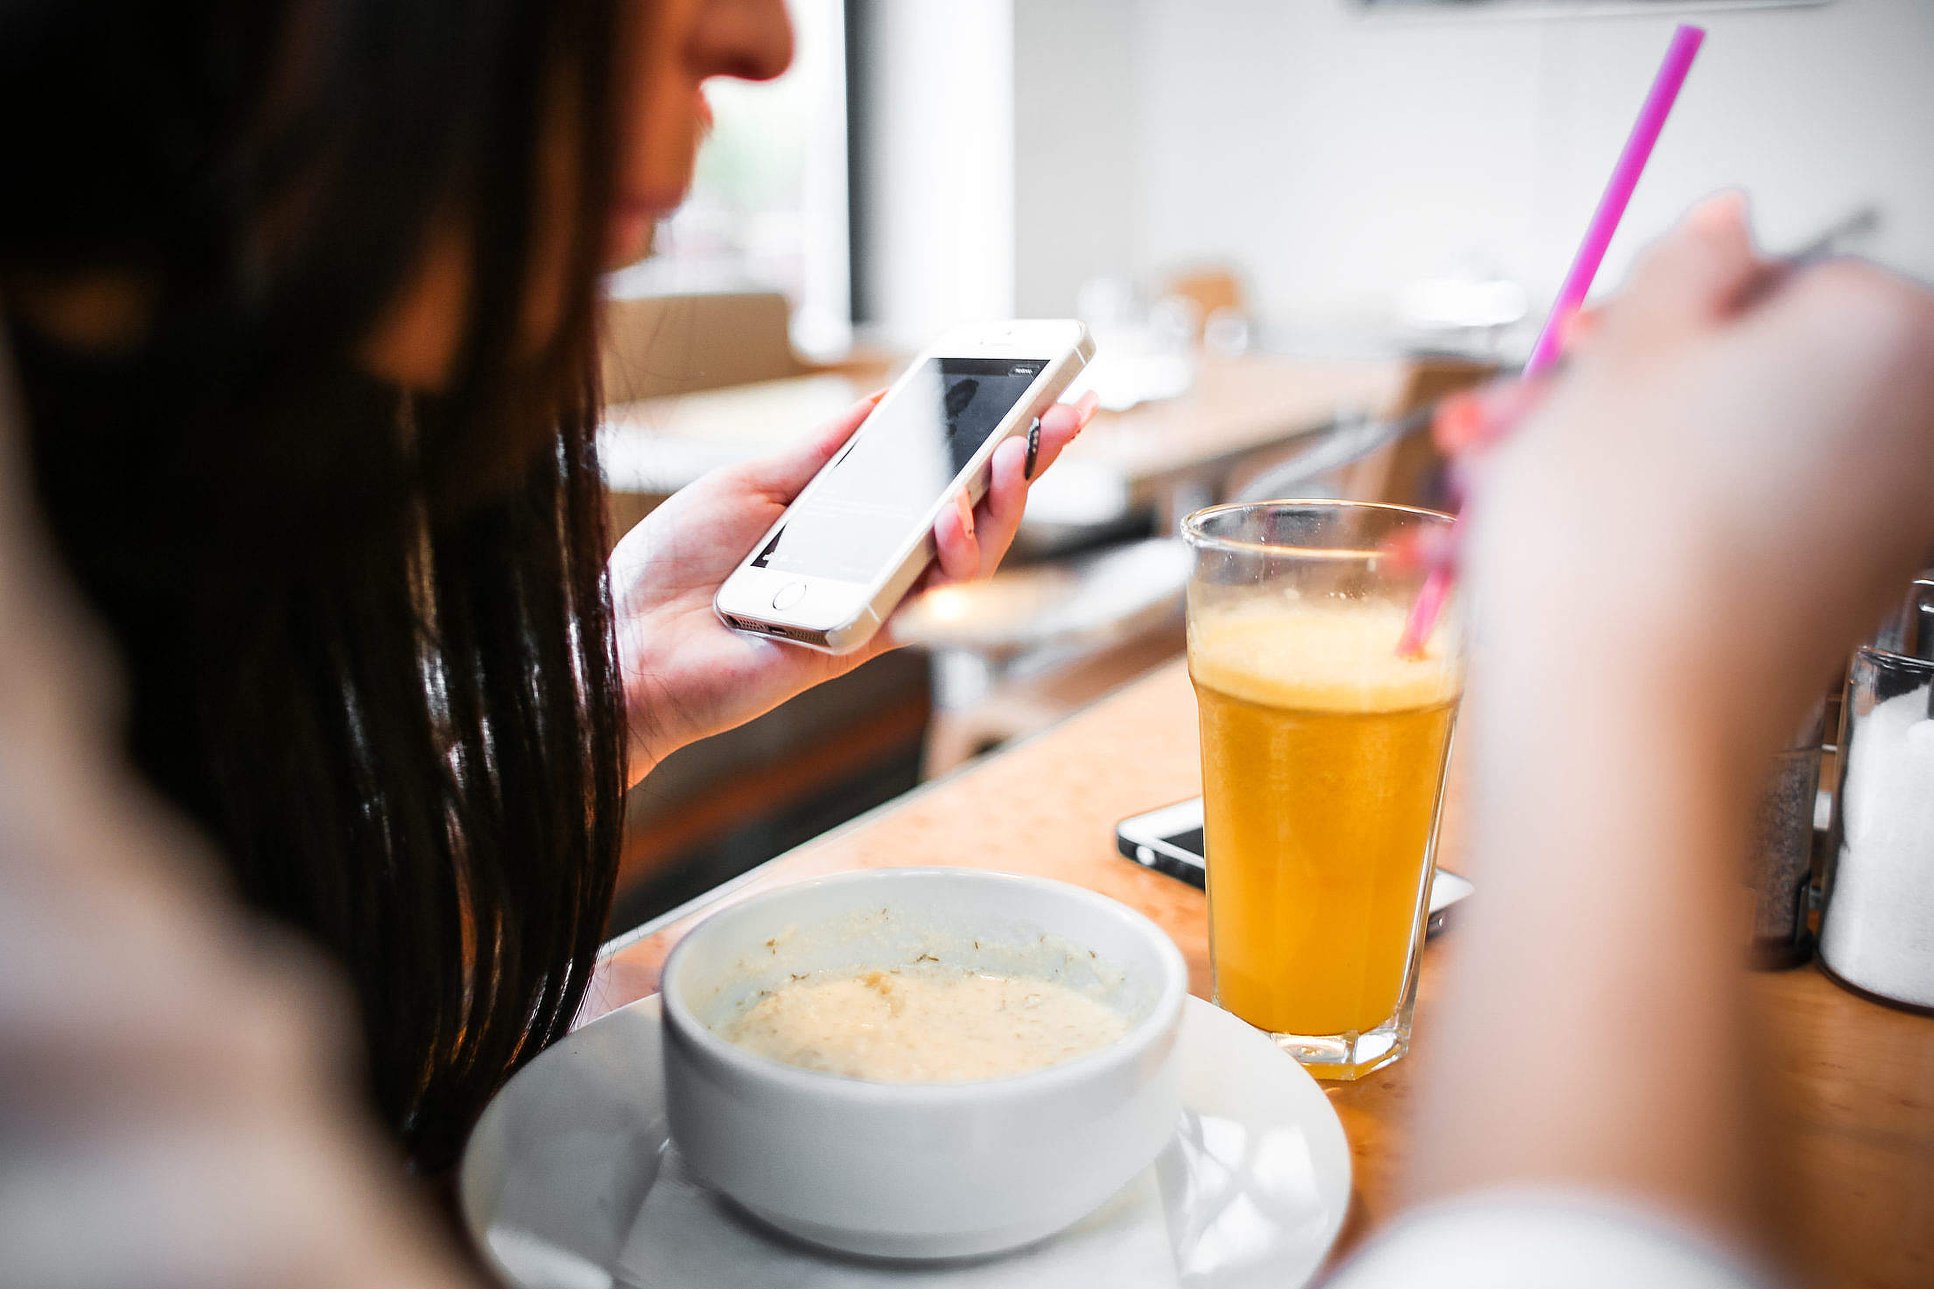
[12, 4, 1934, 1287]
[10, 199, 1934, 1289]
[0, 0, 1093, 1178]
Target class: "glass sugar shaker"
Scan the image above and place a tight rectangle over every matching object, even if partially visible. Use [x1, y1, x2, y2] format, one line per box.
[1819, 577, 1934, 1012]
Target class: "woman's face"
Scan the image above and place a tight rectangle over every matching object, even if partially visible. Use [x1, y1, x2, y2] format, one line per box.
[7, 0, 795, 392]
[605, 0, 794, 266]
[363, 0, 793, 387]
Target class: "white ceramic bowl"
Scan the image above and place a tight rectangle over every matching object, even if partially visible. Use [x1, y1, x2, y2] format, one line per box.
[660, 868, 1188, 1260]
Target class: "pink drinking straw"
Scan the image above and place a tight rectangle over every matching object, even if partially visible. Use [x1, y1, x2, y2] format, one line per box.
[1396, 23, 1706, 658]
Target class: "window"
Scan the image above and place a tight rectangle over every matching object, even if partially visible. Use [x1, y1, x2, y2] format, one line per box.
[605, 0, 851, 358]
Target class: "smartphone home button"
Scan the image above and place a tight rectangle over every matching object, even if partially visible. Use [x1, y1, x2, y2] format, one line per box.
[771, 582, 808, 611]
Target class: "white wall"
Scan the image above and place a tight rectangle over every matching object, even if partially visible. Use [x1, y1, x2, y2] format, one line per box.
[792, 0, 853, 356]
[1012, 0, 1934, 326]
[1012, 0, 1145, 317]
[856, 0, 1017, 347]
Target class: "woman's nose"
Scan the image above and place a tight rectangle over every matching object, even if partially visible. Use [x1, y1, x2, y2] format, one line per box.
[691, 0, 794, 85]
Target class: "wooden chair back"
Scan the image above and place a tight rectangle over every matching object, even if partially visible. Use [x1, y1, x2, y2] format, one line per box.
[1159, 266, 1246, 341]
[600, 290, 803, 405]
[1369, 356, 1496, 507]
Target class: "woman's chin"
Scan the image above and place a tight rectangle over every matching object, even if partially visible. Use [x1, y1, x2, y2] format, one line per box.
[603, 215, 658, 271]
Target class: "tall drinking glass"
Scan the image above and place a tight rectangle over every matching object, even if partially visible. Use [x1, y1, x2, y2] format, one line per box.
[1182, 501, 1463, 1079]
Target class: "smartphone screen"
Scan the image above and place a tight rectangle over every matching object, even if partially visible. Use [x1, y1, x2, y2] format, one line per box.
[750, 357, 1047, 585]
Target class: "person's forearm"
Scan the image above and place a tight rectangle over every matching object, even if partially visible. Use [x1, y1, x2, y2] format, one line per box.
[1413, 605, 1771, 1246]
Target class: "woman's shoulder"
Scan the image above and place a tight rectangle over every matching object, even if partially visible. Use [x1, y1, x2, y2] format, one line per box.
[0, 335, 478, 1289]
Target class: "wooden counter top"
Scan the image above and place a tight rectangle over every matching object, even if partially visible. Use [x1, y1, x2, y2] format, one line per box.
[590, 661, 1934, 1286]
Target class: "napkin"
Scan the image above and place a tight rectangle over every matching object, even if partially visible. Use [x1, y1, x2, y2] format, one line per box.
[613, 1145, 1178, 1289]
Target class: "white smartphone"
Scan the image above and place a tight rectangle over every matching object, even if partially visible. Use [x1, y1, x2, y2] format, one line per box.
[1115, 797, 1475, 937]
[714, 320, 1094, 654]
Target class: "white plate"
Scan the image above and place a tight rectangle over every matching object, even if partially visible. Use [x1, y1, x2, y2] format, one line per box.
[460, 995, 1351, 1289]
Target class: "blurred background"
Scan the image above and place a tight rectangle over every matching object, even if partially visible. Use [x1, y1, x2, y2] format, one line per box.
[603, 0, 1934, 932]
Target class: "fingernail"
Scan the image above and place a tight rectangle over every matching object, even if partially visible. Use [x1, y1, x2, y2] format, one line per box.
[1432, 392, 1486, 453]
[1379, 531, 1423, 570]
[1689, 190, 1748, 233]
[1380, 526, 1454, 571]
[1559, 307, 1598, 352]
[1435, 378, 1544, 454]
[1076, 391, 1100, 424]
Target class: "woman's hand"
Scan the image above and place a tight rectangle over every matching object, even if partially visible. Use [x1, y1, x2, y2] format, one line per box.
[1451, 196, 1934, 746]
[1412, 198, 1934, 1249]
[609, 389, 1100, 780]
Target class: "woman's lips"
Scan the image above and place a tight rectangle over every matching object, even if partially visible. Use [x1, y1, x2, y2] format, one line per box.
[613, 189, 685, 226]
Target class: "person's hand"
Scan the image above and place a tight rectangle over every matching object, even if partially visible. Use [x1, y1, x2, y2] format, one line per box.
[1411, 202, 1934, 1243]
[1451, 195, 1934, 749]
[609, 389, 1100, 778]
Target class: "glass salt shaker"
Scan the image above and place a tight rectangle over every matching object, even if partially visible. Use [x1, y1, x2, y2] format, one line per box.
[1819, 578, 1934, 1012]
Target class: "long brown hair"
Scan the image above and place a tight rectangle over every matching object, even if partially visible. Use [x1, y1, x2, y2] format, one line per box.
[1, 0, 628, 1172]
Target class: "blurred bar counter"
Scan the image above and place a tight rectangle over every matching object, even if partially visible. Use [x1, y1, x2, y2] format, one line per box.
[601, 354, 1412, 531]
[603, 354, 1431, 927]
[590, 660, 1934, 1287]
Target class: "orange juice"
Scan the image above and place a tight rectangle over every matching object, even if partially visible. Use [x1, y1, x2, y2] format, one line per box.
[1191, 601, 1459, 1041]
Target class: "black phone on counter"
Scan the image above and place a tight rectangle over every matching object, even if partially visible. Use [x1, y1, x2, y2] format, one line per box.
[1115, 797, 1474, 938]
